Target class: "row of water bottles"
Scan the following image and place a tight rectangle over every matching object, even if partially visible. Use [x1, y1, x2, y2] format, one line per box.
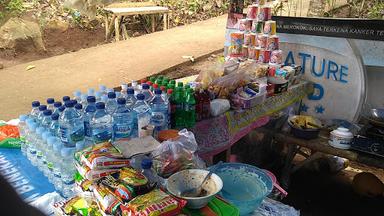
[17, 83, 172, 196]
[18, 114, 76, 198]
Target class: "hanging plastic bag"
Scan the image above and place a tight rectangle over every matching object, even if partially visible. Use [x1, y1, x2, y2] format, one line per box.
[151, 129, 205, 178]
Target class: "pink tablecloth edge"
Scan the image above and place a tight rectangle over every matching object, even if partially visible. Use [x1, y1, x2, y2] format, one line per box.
[198, 115, 270, 159]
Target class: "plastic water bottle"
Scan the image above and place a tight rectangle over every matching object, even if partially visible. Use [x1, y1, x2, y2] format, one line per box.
[30, 101, 41, 121]
[95, 91, 102, 102]
[52, 140, 63, 192]
[106, 92, 117, 115]
[121, 84, 128, 98]
[87, 88, 95, 97]
[126, 88, 136, 108]
[41, 132, 53, 176]
[59, 100, 85, 147]
[141, 84, 154, 102]
[73, 91, 82, 103]
[62, 96, 70, 103]
[37, 105, 47, 124]
[115, 92, 122, 99]
[166, 89, 173, 128]
[41, 110, 53, 129]
[26, 122, 38, 162]
[141, 159, 162, 187]
[80, 94, 88, 108]
[45, 136, 56, 182]
[107, 88, 114, 93]
[149, 89, 169, 137]
[84, 96, 96, 142]
[99, 85, 107, 96]
[47, 98, 55, 110]
[61, 147, 76, 198]
[91, 102, 113, 143]
[18, 115, 28, 139]
[131, 81, 140, 95]
[23, 119, 34, 156]
[75, 103, 83, 114]
[100, 95, 108, 103]
[58, 106, 65, 117]
[113, 98, 134, 141]
[52, 101, 62, 116]
[34, 127, 46, 169]
[50, 113, 60, 136]
[132, 94, 151, 138]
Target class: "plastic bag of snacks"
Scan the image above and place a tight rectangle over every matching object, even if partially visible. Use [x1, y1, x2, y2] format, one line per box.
[152, 129, 205, 178]
[76, 142, 130, 170]
[0, 122, 22, 148]
[120, 189, 186, 216]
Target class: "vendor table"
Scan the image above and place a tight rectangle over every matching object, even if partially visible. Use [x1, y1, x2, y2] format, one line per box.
[193, 81, 313, 163]
[104, 6, 170, 41]
[274, 133, 384, 188]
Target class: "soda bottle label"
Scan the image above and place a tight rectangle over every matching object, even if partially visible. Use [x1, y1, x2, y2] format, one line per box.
[36, 151, 43, 159]
[70, 128, 85, 142]
[150, 112, 166, 127]
[114, 124, 132, 139]
[63, 179, 75, 185]
[184, 104, 196, 112]
[29, 148, 36, 155]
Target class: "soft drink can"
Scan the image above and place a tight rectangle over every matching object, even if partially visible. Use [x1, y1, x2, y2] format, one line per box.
[252, 20, 263, 33]
[268, 63, 281, 76]
[239, 19, 247, 31]
[267, 35, 279, 50]
[270, 50, 283, 64]
[247, 4, 259, 19]
[264, 20, 276, 35]
[251, 33, 257, 46]
[244, 33, 252, 46]
[242, 46, 249, 57]
[259, 49, 271, 63]
[258, 34, 268, 49]
[230, 32, 244, 57]
[259, 6, 272, 21]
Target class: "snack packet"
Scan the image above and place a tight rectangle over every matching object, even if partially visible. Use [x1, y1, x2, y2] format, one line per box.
[76, 162, 119, 181]
[93, 184, 122, 215]
[98, 175, 136, 202]
[120, 189, 186, 216]
[78, 142, 130, 169]
[53, 195, 103, 216]
[119, 167, 151, 195]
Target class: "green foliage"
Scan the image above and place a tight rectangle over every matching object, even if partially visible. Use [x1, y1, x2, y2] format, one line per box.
[155, 0, 228, 26]
[6, 0, 24, 15]
[368, 2, 384, 19]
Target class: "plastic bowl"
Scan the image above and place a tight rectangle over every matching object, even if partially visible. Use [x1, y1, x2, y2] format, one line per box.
[288, 115, 321, 139]
[166, 169, 223, 209]
[210, 163, 273, 215]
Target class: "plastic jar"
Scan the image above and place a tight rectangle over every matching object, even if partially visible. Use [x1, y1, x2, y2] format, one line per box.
[328, 127, 353, 149]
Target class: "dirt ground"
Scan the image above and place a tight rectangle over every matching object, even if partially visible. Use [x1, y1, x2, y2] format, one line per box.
[0, 27, 106, 68]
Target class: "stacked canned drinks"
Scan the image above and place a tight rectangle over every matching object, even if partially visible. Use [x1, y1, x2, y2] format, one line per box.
[228, 0, 283, 67]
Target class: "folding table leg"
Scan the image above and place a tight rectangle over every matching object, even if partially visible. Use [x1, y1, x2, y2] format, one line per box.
[163, 13, 168, 30]
[151, 14, 156, 33]
[115, 16, 121, 41]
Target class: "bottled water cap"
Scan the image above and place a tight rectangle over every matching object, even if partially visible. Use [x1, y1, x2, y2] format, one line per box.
[117, 98, 126, 105]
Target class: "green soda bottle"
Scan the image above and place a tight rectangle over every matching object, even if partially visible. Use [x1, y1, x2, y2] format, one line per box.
[150, 76, 156, 83]
[170, 80, 176, 85]
[184, 84, 191, 98]
[174, 86, 185, 128]
[184, 88, 196, 128]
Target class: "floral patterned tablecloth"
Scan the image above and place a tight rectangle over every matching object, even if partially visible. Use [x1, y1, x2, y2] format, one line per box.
[193, 81, 313, 158]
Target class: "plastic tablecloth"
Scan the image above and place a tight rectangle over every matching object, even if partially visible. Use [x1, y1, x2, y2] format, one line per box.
[193, 81, 313, 158]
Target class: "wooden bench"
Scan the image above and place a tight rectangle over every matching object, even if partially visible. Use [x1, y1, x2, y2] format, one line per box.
[104, 5, 170, 41]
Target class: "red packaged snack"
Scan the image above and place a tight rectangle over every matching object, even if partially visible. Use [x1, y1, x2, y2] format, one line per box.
[120, 189, 186, 216]
[98, 175, 136, 202]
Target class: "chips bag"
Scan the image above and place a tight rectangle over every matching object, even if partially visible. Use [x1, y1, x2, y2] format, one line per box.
[119, 167, 151, 195]
[120, 189, 186, 216]
[98, 175, 136, 202]
[76, 161, 119, 181]
[93, 184, 122, 215]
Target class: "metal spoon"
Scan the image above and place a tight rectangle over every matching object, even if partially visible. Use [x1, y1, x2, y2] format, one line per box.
[181, 161, 223, 197]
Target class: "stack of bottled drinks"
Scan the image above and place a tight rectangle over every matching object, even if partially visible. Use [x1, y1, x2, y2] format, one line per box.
[17, 76, 208, 198]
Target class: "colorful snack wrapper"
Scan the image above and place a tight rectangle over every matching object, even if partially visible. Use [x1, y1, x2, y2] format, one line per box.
[93, 184, 122, 215]
[120, 189, 186, 216]
[78, 142, 130, 169]
[76, 161, 119, 181]
[98, 175, 136, 202]
[53, 195, 103, 216]
[119, 167, 151, 195]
